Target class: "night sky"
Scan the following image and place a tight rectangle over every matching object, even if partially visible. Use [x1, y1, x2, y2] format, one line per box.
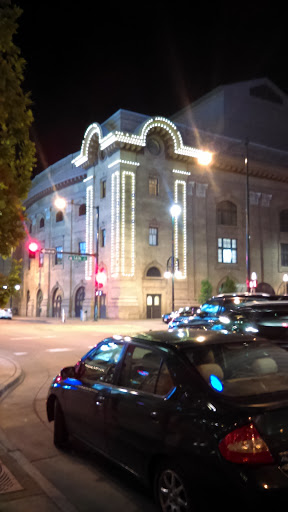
[13, 0, 288, 174]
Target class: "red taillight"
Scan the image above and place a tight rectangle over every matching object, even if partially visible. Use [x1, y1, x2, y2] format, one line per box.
[219, 423, 274, 464]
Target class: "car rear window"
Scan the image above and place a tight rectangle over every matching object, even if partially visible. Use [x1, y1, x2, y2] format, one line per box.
[184, 340, 288, 398]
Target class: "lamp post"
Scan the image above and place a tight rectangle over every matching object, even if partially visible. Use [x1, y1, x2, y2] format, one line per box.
[54, 197, 74, 317]
[169, 204, 182, 312]
[245, 139, 251, 292]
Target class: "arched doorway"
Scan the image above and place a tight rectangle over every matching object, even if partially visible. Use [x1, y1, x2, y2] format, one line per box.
[52, 288, 62, 318]
[36, 289, 43, 317]
[75, 286, 85, 317]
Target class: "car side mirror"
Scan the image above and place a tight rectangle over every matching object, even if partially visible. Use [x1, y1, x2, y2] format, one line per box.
[74, 361, 85, 378]
[60, 366, 76, 379]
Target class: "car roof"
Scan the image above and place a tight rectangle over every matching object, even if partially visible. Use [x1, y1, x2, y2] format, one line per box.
[213, 292, 271, 298]
[237, 300, 288, 308]
[130, 329, 259, 350]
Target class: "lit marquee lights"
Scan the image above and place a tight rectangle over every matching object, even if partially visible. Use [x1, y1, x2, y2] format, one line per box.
[111, 171, 120, 276]
[174, 179, 187, 279]
[108, 159, 140, 169]
[121, 171, 135, 277]
[72, 117, 212, 168]
[85, 185, 93, 280]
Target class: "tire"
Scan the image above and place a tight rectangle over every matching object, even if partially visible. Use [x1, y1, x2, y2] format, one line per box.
[53, 398, 69, 448]
[154, 461, 192, 512]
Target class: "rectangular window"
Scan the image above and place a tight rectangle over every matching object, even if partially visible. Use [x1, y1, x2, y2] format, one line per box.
[149, 177, 159, 196]
[281, 243, 288, 266]
[218, 238, 237, 263]
[79, 241, 86, 254]
[100, 228, 106, 247]
[101, 179, 106, 198]
[55, 246, 63, 265]
[149, 227, 158, 246]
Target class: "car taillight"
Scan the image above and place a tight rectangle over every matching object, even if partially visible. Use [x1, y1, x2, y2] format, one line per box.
[219, 423, 274, 464]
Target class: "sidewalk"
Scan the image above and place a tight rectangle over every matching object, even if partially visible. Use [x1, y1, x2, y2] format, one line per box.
[0, 351, 78, 511]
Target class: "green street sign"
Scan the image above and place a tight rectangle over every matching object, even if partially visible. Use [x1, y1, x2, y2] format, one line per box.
[69, 255, 87, 261]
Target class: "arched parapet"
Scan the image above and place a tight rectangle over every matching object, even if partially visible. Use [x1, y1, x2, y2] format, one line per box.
[72, 116, 212, 168]
[72, 123, 103, 168]
[139, 117, 209, 161]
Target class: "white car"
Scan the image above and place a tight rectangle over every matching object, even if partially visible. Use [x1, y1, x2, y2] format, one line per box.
[0, 308, 13, 319]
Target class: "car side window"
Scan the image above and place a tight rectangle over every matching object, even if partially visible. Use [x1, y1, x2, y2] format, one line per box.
[118, 346, 174, 395]
[82, 340, 124, 384]
[200, 300, 222, 316]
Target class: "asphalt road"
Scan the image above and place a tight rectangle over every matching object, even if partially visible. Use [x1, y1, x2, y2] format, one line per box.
[0, 317, 165, 512]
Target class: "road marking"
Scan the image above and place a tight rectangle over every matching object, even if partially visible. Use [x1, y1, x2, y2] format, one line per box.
[10, 337, 40, 340]
[45, 348, 71, 352]
[13, 352, 28, 356]
[43, 335, 57, 338]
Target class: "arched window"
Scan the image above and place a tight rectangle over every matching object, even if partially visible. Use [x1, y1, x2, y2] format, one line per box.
[146, 266, 161, 277]
[280, 210, 288, 232]
[79, 203, 86, 216]
[39, 217, 45, 228]
[217, 201, 237, 226]
[56, 210, 64, 223]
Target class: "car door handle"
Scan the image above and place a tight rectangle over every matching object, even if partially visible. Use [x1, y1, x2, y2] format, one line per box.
[95, 395, 105, 406]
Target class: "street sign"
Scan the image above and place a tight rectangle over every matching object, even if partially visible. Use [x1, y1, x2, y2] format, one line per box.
[41, 248, 56, 254]
[69, 255, 87, 261]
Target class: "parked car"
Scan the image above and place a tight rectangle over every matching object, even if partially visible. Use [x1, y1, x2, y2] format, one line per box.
[166, 306, 199, 328]
[210, 300, 288, 342]
[162, 306, 198, 324]
[47, 329, 288, 510]
[170, 292, 275, 329]
[0, 307, 12, 319]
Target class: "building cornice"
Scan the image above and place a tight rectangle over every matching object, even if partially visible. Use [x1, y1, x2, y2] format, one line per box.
[23, 174, 87, 209]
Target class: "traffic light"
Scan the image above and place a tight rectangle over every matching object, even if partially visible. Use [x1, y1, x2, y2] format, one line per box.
[28, 241, 39, 259]
[95, 266, 107, 289]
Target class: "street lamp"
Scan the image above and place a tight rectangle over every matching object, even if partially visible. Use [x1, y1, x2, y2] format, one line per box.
[54, 197, 74, 317]
[169, 203, 181, 312]
[283, 274, 288, 295]
[245, 139, 251, 292]
[198, 151, 212, 166]
[54, 196, 100, 321]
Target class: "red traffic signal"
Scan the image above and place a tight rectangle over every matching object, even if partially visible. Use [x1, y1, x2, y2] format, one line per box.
[95, 266, 107, 289]
[28, 241, 39, 259]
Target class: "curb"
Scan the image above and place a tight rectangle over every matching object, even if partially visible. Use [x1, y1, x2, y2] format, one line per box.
[0, 356, 24, 401]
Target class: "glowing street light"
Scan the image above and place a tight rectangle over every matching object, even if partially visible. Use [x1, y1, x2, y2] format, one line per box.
[198, 151, 212, 166]
[54, 197, 67, 210]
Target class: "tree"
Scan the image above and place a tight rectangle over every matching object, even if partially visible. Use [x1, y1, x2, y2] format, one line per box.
[0, 3, 35, 307]
[198, 279, 213, 304]
[220, 276, 237, 293]
[0, 258, 21, 307]
[0, 3, 35, 257]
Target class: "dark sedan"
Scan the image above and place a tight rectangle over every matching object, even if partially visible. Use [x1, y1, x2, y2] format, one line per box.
[47, 330, 288, 511]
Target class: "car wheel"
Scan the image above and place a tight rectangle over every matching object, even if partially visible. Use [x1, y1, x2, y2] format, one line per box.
[154, 461, 192, 512]
[54, 398, 69, 448]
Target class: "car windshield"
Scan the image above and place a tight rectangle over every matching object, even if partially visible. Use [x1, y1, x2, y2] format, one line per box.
[184, 340, 288, 398]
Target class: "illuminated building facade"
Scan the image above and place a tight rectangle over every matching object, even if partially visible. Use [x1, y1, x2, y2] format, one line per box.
[21, 78, 288, 319]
